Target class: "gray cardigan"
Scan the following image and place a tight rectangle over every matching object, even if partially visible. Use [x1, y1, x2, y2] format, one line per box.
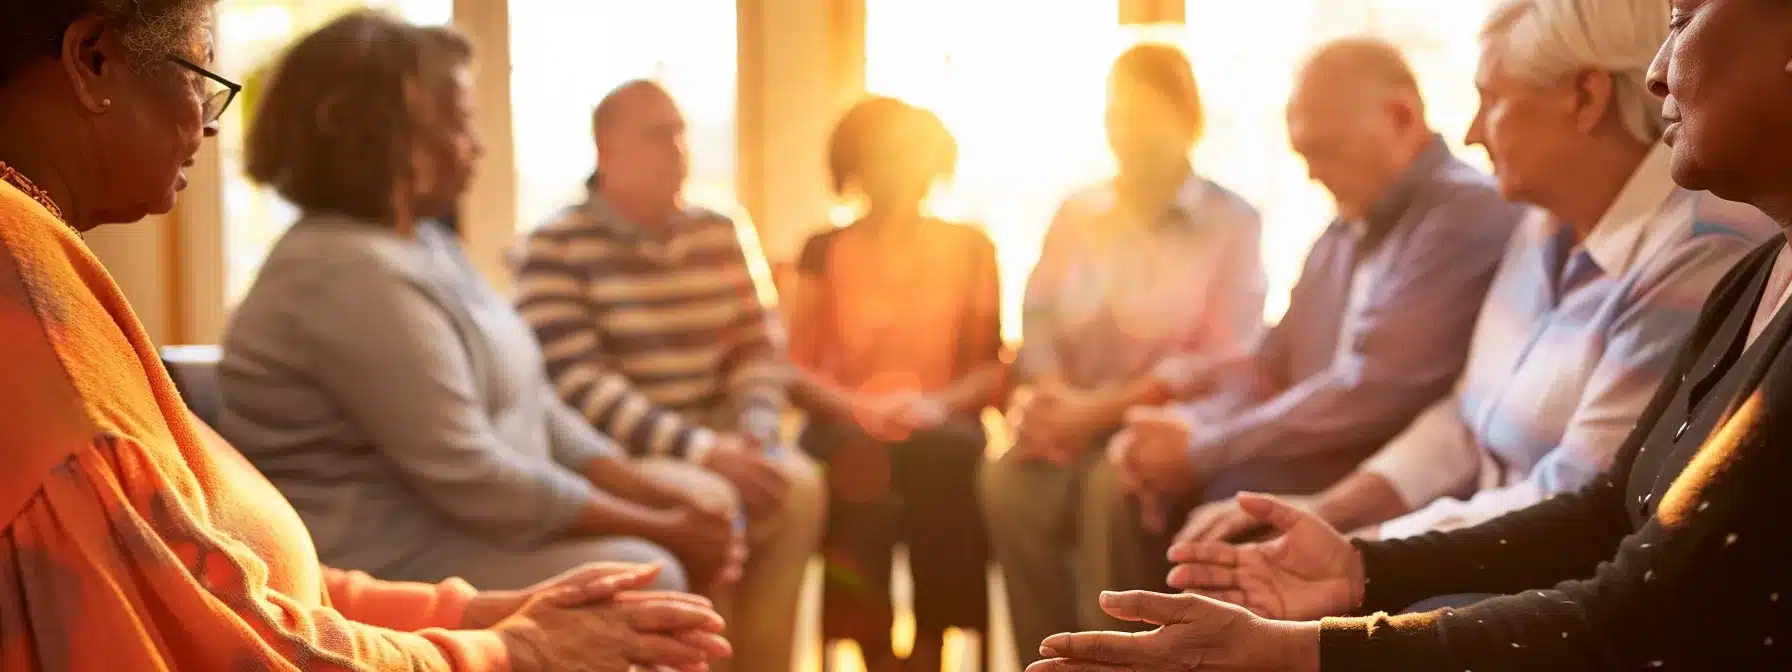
[217, 214, 614, 580]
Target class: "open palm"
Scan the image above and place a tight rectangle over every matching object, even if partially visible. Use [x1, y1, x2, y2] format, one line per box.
[1165, 493, 1362, 621]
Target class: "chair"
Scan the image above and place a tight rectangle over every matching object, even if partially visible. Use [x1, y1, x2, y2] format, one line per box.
[160, 345, 223, 428]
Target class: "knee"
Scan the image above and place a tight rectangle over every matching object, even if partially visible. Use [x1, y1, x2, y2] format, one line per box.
[977, 455, 1036, 530]
[771, 451, 826, 534]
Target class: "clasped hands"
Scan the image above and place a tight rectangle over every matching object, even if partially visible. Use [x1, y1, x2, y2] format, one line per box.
[467, 562, 732, 672]
[1029, 494, 1366, 672]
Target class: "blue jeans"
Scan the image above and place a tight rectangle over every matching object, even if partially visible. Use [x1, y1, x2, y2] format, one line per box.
[1401, 593, 1501, 614]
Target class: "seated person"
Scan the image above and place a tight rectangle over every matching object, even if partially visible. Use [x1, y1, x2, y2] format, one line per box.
[0, 6, 724, 670]
[216, 13, 739, 594]
[785, 96, 1006, 672]
[1035, 0, 1792, 668]
[1176, 2, 1772, 544]
[979, 43, 1268, 665]
[1104, 38, 1525, 561]
[514, 79, 824, 672]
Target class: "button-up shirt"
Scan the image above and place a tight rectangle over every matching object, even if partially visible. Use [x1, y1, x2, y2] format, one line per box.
[1180, 136, 1526, 477]
[1016, 174, 1267, 389]
[1369, 145, 1774, 538]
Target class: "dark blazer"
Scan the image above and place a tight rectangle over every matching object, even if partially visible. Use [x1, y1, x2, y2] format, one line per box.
[1320, 236, 1792, 670]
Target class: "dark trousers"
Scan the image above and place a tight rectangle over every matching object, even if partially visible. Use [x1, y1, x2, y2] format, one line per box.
[802, 419, 991, 651]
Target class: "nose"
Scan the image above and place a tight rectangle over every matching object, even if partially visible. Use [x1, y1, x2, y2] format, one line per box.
[1645, 37, 1672, 98]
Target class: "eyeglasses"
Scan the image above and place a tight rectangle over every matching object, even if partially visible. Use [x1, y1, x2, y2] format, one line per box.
[168, 57, 241, 124]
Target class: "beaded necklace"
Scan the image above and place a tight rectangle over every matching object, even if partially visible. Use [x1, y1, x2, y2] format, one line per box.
[0, 161, 71, 227]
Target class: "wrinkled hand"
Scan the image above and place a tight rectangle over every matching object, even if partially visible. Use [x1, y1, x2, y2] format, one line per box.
[1012, 383, 1109, 464]
[1107, 406, 1201, 501]
[1165, 493, 1362, 621]
[703, 436, 790, 519]
[461, 563, 666, 629]
[1174, 494, 1316, 545]
[496, 588, 731, 672]
[1028, 591, 1313, 672]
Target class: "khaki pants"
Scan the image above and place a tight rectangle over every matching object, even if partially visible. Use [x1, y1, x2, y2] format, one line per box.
[979, 446, 1159, 667]
[637, 449, 825, 672]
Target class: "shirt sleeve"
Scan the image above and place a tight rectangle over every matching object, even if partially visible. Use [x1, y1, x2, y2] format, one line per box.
[299, 258, 594, 547]
[323, 567, 477, 633]
[543, 383, 622, 474]
[1190, 204, 1267, 363]
[1359, 392, 1483, 536]
[514, 229, 718, 461]
[1187, 198, 1521, 472]
[1014, 202, 1081, 383]
[0, 440, 507, 671]
[719, 218, 788, 446]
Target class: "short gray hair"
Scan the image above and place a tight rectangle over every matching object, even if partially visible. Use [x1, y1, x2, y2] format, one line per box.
[1479, 0, 1670, 144]
[0, 0, 216, 83]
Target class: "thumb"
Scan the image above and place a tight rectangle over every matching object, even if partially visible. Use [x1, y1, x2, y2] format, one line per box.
[1098, 590, 1192, 626]
[1235, 492, 1313, 533]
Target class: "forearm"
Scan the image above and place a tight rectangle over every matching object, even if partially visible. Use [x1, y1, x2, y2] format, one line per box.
[938, 362, 1008, 414]
[582, 456, 682, 509]
[788, 367, 858, 422]
[1312, 471, 1412, 536]
[563, 490, 678, 542]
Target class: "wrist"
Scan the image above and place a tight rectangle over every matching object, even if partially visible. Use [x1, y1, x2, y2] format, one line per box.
[1266, 620, 1323, 672]
[1346, 546, 1367, 612]
[460, 590, 525, 629]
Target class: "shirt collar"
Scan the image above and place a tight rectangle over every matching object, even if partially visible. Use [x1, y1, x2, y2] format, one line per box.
[1579, 144, 1682, 276]
[1094, 172, 1210, 228]
[1362, 133, 1452, 238]
[580, 191, 695, 243]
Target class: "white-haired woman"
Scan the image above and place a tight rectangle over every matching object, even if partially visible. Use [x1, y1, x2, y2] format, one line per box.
[1172, 0, 1771, 549]
[1025, 0, 1792, 668]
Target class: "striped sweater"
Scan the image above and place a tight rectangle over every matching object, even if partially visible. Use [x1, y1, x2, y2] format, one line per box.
[516, 194, 787, 460]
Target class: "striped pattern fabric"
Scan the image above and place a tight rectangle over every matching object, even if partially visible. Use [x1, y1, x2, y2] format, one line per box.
[1368, 146, 1776, 538]
[0, 174, 505, 670]
[516, 195, 787, 460]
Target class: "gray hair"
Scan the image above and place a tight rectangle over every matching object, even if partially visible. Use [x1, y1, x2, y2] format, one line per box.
[0, 0, 215, 83]
[1479, 0, 1670, 144]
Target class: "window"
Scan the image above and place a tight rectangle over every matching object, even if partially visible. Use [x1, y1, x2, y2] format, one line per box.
[217, 0, 452, 304]
[509, 1, 739, 233]
[1178, 0, 1496, 320]
[864, 0, 1121, 340]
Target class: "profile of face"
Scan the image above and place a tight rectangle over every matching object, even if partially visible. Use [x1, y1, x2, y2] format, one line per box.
[1105, 74, 1196, 180]
[596, 86, 690, 206]
[1286, 85, 1407, 220]
[1647, 0, 1792, 200]
[413, 66, 485, 220]
[62, 11, 219, 224]
[1464, 42, 1616, 207]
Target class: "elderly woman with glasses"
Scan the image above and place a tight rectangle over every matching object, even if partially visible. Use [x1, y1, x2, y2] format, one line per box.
[0, 3, 727, 670]
[1029, 0, 1792, 669]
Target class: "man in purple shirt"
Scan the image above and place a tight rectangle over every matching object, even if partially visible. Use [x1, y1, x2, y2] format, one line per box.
[987, 39, 1526, 666]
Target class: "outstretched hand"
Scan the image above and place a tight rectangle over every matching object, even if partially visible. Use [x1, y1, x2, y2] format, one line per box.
[1027, 591, 1319, 672]
[1165, 493, 1363, 621]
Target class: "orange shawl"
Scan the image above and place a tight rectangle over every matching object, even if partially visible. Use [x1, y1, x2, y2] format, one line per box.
[0, 172, 507, 671]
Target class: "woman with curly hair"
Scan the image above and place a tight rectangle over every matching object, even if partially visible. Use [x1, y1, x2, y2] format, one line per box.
[0, 3, 726, 669]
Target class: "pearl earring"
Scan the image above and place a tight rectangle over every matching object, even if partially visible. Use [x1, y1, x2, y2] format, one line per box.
[100, 98, 112, 108]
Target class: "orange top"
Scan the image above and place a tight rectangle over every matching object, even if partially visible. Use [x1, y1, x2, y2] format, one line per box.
[787, 219, 1002, 400]
[0, 167, 508, 671]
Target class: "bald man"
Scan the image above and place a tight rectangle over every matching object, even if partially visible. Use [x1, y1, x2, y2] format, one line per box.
[514, 80, 823, 672]
[1106, 38, 1525, 556]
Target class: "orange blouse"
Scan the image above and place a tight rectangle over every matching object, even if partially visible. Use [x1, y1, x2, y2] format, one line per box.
[787, 219, 1003, 401]
[0, 171, 507, 670]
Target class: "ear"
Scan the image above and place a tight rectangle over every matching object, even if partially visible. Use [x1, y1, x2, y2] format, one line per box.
[57, 15, 124, 115]
[1570, 68, 1615, 135]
